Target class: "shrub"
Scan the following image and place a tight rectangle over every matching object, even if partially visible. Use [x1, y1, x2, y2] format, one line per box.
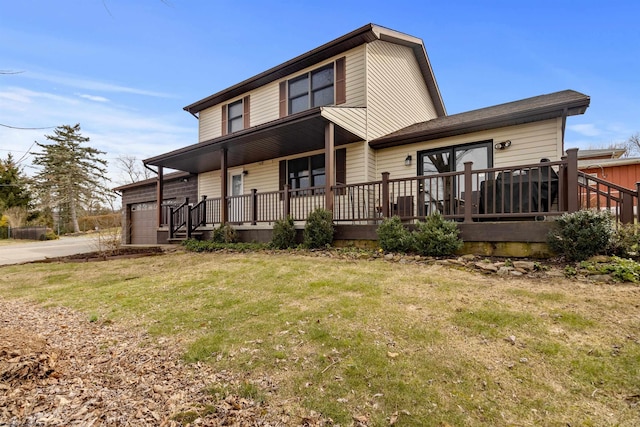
[211, 223, 238, 243]
[271, 216, 297, 249]
[376, 216, 413, 253]
[303, 208, 334, 249]
[412, 212, 463, 256]
[611, 223, 640, 258]
[547, 210, 615, 261]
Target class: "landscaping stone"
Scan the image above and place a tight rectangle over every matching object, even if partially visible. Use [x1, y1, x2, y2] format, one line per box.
[475, 262, 498, 273]
[513, 261, 536, 271]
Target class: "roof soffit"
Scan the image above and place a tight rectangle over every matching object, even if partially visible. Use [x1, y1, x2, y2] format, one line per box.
[144, 110, 362, 174]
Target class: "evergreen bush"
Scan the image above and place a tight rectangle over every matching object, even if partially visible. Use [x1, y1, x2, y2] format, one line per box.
[611, 223, 640, 258]
[271, 216, 297, 249]
[412, 212, 463, 256]
[547, 210, 615, 261]
[211, 223, 238, 243]
[376, 216, 413, 253]
[303, 208, 334, 249]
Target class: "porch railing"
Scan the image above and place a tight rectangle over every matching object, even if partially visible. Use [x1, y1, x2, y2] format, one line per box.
[162, 149, 640, 235]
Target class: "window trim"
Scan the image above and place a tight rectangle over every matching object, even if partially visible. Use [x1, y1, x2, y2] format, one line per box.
[287, 153, 326, 196]
[227, 99, 244, 134]
[287, 63, 335, 115]
[278, 149, 347, 197]
[222, 95, 250, 136]
[418, 140, 494, 175]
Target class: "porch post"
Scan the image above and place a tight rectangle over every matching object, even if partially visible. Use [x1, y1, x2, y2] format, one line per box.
[325, 122, 335, 213]
[251, 189, 258, 225]
[382, 172, 390, 218]
[220, 148, 228, 224]
[463, 161, 473, 223]
[566, 148, 579, 213]
[283, 184, 290, 218]
[156, 166, 164, 227]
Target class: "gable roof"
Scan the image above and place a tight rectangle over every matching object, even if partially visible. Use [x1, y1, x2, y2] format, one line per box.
[183, 23, 446, 117]
[113, 170, 192, 192]
[577, 148, 626, 160]
[369, 90, 590, 149]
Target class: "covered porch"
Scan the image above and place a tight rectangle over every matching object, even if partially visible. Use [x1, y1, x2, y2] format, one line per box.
[156, 148, 640, 245]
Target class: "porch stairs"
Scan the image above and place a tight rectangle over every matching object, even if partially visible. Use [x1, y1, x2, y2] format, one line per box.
[167, 230, 203, 244]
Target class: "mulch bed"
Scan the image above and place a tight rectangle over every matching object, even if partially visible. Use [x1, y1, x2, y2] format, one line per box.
[0, 300, 304, 426]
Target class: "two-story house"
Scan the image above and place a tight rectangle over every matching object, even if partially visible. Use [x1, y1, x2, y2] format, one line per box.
[119, 23, 591, 246]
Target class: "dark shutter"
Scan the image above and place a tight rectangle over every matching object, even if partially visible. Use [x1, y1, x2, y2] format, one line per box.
[279, 81, 287, 118]
[335, 148, 347, 195]
[279, 160, 287, 200]
[221, 104, 228, 136]
[243, 95, 250, 129]
[335, 148, 346, 184]
[335, 57, 346, 105]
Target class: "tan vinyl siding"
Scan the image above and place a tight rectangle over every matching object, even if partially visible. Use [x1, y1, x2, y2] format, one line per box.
[250, 83, 280, 126]
[366, 40, 438, 140]
[374, 119, 563, 180]
[198, 106, 222, 142]
[243, 160, 280, 193]
[198, 171, 220, 199]
[320, 107, 367, 139]
[345, 46, 366, 107]
[367, 145, 376, 181]
[344, 142, 365, 184]
[197, 46, 366, 139]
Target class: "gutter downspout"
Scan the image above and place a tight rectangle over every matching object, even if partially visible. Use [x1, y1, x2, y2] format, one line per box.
[143, 163, 164, 228]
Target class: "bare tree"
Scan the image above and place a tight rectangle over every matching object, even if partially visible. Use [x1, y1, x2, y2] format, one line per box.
[115, 155, 152, 184]
[622, 133, 640, 157]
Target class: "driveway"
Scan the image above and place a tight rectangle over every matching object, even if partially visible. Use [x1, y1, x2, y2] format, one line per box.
[0, 235, 97, 266]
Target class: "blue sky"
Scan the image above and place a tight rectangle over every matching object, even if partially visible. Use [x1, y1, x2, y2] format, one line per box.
[1, 0, 639, 185]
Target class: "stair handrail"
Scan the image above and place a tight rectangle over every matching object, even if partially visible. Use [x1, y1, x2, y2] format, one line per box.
[577, 171, 638, 223]
[187, 195, 207, 238]
[169, 197, 190, 239]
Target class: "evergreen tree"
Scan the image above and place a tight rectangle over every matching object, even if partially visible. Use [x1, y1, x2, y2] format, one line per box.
[32, 124, 110, 233]
[0, 153, 32, 212]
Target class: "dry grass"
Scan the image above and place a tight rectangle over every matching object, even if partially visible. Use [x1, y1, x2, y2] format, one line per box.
[1, 251, 639, 426]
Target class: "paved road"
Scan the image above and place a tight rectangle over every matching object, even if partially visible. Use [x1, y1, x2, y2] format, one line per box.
[0, 236, 98, 266]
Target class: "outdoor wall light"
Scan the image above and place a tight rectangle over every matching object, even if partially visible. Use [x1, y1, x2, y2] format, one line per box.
[405, 155, 412, 166]
[243, 170, 249, 176]
[181, 177, 189, 182]
[494, 140, 512, 150]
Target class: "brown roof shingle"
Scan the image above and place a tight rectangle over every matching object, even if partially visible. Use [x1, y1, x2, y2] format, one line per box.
[369, 90, 590, 148]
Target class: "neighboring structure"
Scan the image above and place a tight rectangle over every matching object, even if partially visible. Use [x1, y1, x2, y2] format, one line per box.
[579, 148, 640, 190]
[121, 23, 595, 246]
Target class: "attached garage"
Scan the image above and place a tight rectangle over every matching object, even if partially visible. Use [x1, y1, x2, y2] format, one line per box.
[115, 171, 198, 245]
[130, 202, 158, 244]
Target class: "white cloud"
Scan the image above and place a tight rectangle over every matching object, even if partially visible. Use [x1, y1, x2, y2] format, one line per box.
[26, 71, 172, 98]
[0, 84, 196, 186]
[567, 123, 601, 137]
[77, 93, 109, 103]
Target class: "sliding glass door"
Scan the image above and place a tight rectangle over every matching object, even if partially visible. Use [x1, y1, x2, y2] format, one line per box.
[419, 141, 492, 215]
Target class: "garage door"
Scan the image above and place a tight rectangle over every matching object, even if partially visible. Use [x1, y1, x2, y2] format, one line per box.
[130, 202, 157, 244]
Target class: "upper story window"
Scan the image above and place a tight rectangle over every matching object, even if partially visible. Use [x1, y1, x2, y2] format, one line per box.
[288, 64, 334, 115]
[279, 57, 345, 118]
[222, 95, 250, 136]
[228, 100, 243, 133]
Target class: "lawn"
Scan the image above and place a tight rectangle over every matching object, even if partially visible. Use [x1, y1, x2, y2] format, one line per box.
[1, 250, 639, 426]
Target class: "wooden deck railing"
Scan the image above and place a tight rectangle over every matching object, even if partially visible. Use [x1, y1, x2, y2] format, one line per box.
[162, 148, 640, 234]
